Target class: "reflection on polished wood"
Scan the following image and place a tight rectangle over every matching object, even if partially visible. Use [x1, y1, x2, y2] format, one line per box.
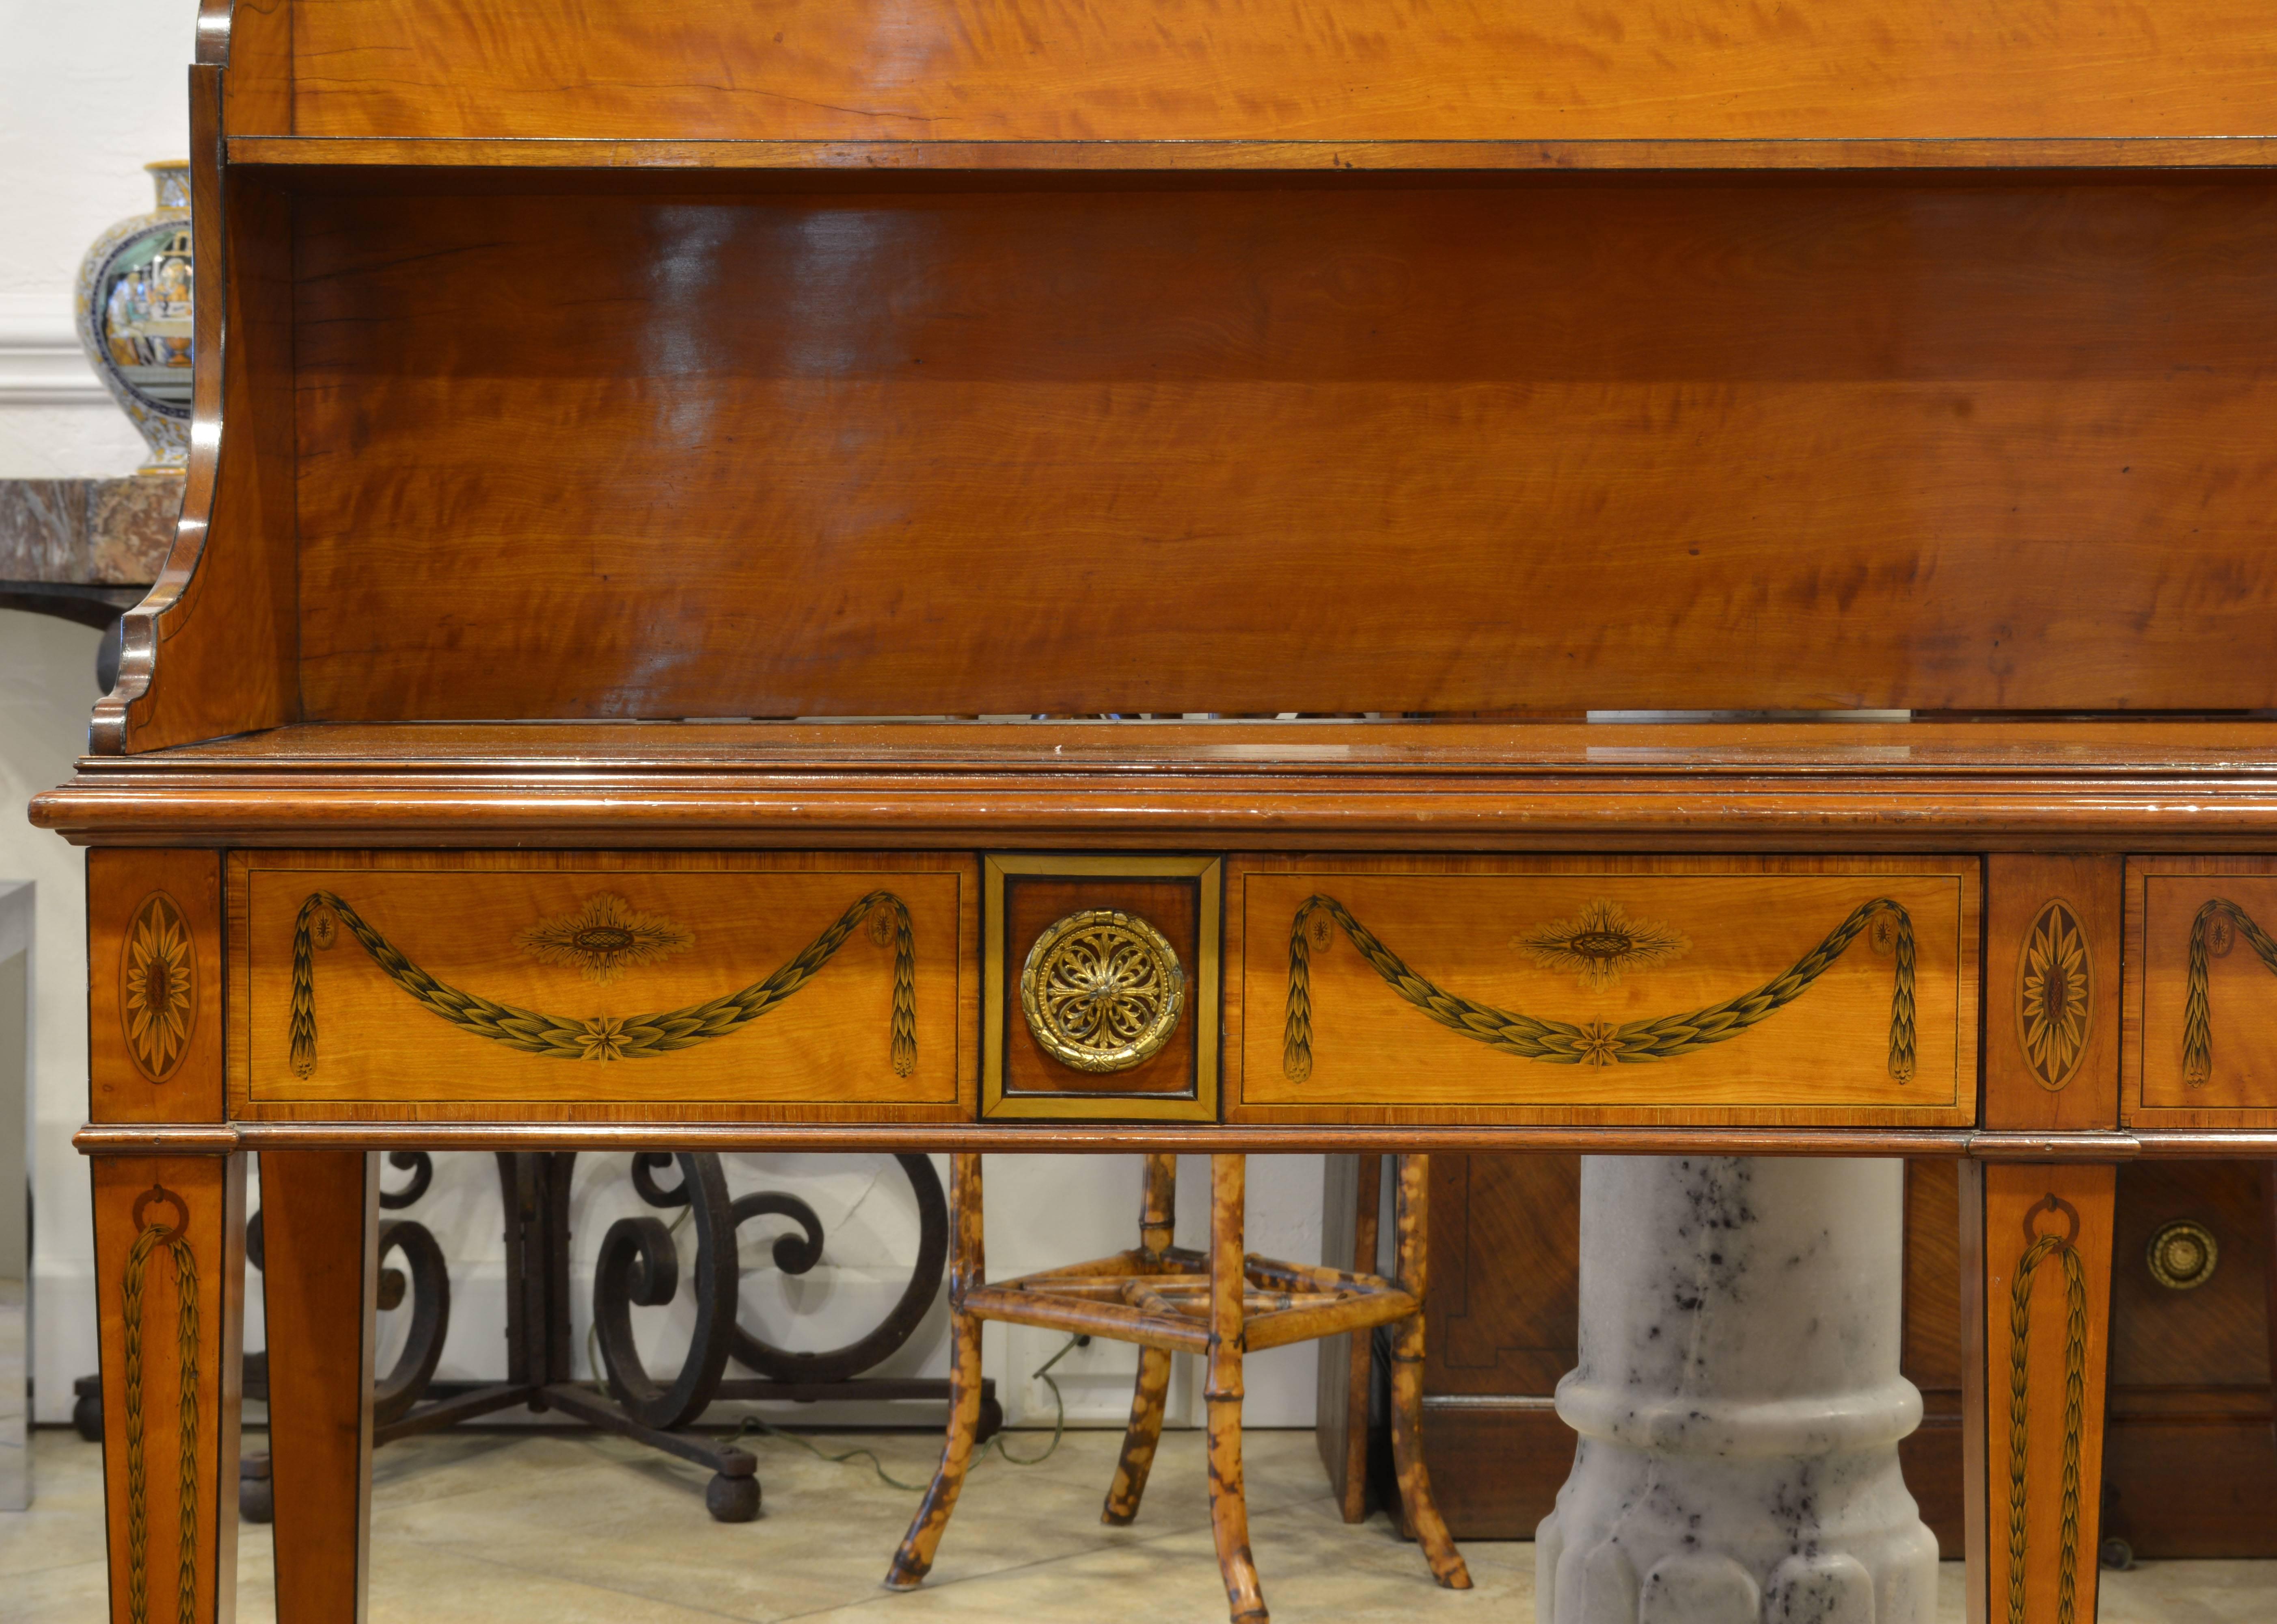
[262, 180, 2277, 723]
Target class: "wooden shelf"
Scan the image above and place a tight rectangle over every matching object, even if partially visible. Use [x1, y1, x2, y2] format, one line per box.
[226, 135, 2277, 174]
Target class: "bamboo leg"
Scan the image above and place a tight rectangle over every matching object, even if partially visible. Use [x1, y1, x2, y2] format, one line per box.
[1103, 1154, 1181, 1524]
[1103, 1347, 1176, 1525]
[1387, 1155, 1472, 1590]
[1137, 1151, 1178, 1265]
[886, 1153, 985, 1589]
[1207, 1154, 1269, 1624]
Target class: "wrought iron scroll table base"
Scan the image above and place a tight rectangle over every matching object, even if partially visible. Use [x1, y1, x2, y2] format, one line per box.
[236, 1149, 997, 1523]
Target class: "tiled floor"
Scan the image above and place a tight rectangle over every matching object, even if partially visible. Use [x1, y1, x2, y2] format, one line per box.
[3, 1425, 2271, 1622]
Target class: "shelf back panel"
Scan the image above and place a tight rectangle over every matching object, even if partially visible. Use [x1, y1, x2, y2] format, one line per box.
[289, 178, 2277, 722]
[262, 0, 2277, 144]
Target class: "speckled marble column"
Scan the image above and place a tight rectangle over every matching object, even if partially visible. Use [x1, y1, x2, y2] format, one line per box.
[1536, 1156, 1937, 1624]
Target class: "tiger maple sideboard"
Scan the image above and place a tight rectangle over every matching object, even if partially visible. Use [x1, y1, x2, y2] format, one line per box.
[33, 2, 2277, 1622]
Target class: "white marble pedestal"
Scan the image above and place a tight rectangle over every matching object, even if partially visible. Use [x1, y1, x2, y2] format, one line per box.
[1536, 1156, 1937, 1624]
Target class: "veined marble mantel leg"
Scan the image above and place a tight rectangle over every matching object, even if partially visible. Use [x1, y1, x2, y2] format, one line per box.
[1536, 1156, 1938, 1624]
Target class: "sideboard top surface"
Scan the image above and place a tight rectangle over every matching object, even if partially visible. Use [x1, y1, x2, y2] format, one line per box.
[37, 719, 2277, 847]
[67, 717, 2277, 773]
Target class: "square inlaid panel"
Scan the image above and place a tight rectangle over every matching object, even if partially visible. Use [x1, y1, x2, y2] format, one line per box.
[1227, 855, 1978, 1127]
[982, 855, 1221, 1122]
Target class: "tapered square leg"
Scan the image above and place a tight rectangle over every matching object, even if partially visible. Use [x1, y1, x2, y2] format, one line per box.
[92, 1154, 245, 1624]
[1962, 1161, 2116, 1624]
[259, 1151, 379, 1624]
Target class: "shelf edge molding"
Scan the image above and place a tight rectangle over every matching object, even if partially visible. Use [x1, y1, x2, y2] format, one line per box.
[224, 135, 2277, 174]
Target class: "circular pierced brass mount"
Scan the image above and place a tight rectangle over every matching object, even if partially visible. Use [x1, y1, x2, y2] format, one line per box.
[2146, 1219, 2219, 1291]
[1019, 909, 1185, 1073]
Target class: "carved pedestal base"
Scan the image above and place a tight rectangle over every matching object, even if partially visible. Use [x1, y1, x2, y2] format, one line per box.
[1536, 1156, 1938, 1624]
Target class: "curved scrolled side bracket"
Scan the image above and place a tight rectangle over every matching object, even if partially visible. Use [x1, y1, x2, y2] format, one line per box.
[196, 0, 235, 65]
[91, 64, 226, 756]
[92, 20, 296, 758]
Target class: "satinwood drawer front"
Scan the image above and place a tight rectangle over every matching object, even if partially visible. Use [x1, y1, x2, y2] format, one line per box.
[1228, 856, 1977, 1126]
[2125, 857, 2277, 1128]
[228, 852, 976, 1121]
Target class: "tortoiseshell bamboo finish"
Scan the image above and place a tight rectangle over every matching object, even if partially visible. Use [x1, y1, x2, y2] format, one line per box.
[883, 1152, 984, 1590]
[887, 1150, 1463, 1623]
[1389, 1153, 1472, 1589]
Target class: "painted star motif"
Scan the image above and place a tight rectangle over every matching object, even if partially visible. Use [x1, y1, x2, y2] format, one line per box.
[1576, 1020, 1624, 1067]
[576, 1015, 631, 1062]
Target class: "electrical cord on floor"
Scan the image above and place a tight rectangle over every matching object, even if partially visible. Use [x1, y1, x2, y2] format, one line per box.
[726, 1413, 937, 1492]
[726, 1332, 1091, 1488]
[978, 1331, 1088, 1468]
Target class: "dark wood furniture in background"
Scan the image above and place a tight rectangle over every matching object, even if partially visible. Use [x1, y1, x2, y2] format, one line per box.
[35, 4, 2277, 1623]
[2102, 1162, 2277, 1560]
[1325, 1157, 2277, 1561]
[1321, 1156, 1973, 1552]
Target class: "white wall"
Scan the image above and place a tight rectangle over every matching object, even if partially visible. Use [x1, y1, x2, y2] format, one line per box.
[0, 612, 99, 1424]
[0, 1, 191, 477]
[0, 2, 1328, 1432]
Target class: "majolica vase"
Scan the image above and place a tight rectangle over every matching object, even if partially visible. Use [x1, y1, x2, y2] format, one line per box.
[75, 161, 193, 474]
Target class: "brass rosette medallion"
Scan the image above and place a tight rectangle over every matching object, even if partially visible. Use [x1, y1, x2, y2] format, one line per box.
[2145, 1219, 2219, 1291]
[1020, 909, 1185, 1072]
